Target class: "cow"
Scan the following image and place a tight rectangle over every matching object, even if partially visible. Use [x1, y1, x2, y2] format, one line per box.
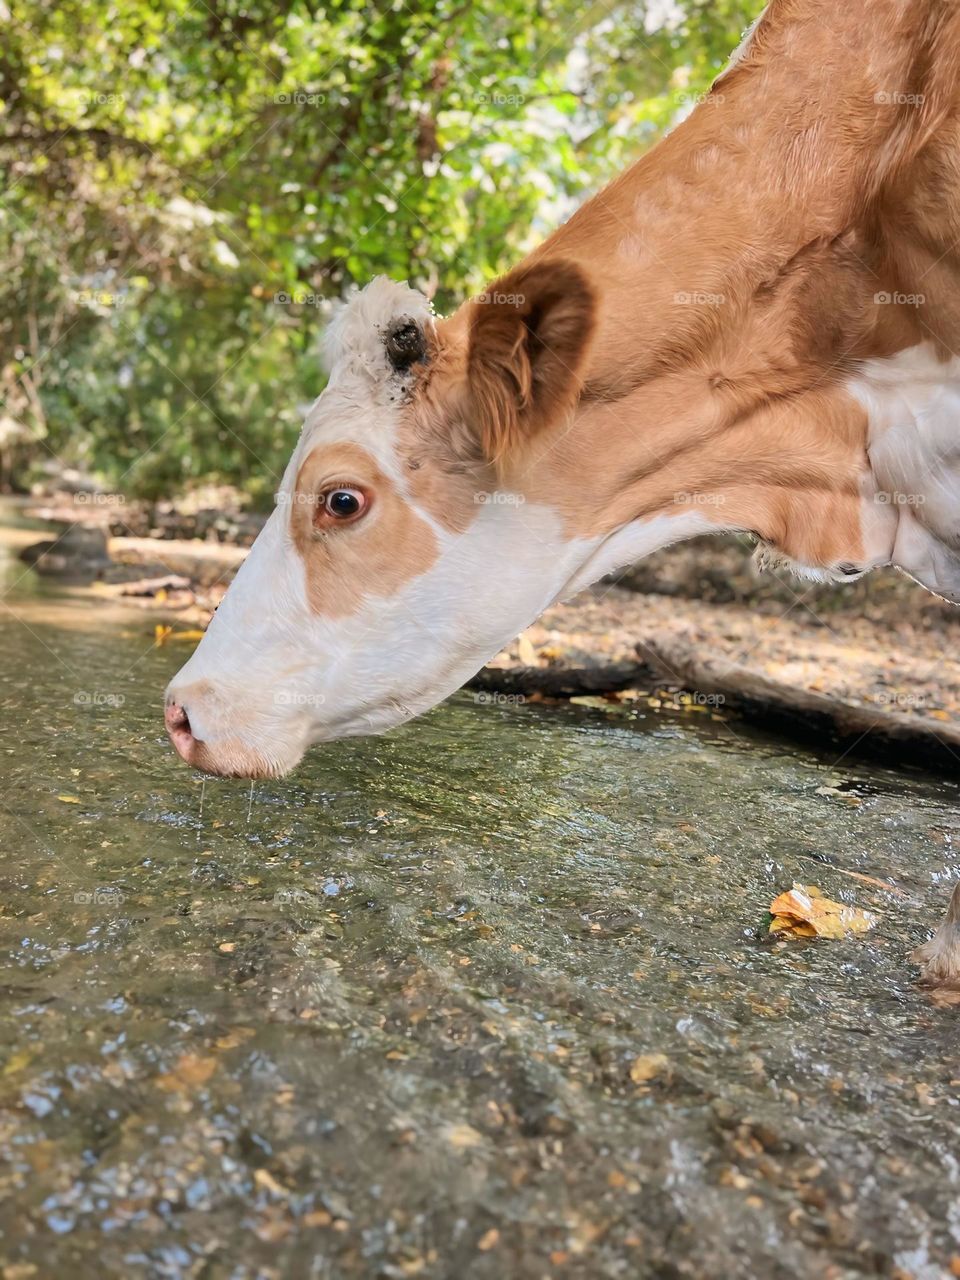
[165, 0, 960, 984]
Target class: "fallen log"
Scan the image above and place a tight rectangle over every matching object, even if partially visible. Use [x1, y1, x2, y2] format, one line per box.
[637, 637, 960, 774]
[468, 659, 656, 698]
[114, 573, 192, 596]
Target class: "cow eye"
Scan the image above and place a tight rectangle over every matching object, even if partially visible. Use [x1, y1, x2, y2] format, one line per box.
[322, 487, 366, 520]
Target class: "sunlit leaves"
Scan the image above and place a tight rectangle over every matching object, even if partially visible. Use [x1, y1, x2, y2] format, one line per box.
[1, 0, 760, 497]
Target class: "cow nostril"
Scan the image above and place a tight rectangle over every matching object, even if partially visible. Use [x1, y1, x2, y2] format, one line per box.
[165, 701, 192, 736]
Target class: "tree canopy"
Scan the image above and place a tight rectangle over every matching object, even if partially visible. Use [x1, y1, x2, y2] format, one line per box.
[1, 0, 759, 502]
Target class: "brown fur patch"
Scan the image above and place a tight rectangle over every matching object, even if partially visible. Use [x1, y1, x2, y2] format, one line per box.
[400, 0, 960, 576]
[291, 441, 439, 617]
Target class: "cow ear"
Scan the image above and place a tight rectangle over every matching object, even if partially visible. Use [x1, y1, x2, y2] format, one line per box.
[465, 261, 595, 462]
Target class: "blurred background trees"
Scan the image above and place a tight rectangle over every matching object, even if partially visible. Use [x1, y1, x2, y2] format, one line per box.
[0, 0, 757, 503]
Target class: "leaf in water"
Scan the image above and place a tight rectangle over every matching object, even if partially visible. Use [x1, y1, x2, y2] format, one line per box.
[445, 1123, 483, 1149]
[629, 1052, 669, 1083]
[169, 629, 207, 643]
[2, 1049, 33, 1076]
[155, 1053, 218, 1093]
[154, 624, 173, 646]
[56, 795, 80, 804]
[769, 883, 876, 940]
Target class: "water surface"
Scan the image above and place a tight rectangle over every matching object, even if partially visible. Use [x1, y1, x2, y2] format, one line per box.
[0, 520, 958, 1279]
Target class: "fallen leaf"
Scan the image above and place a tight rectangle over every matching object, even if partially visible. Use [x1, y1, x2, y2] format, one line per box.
[254, 1168, 289, 1197]
[56, 794, 80, 804]
[517, 632, 537, 666]
[477, 1228, 500, 1251]
[2, 1049, 33, 1077]
[155, 1053, 218, 1093]
[630, 1052, 669, 1084]
[303, 1209, 333, 1228]
[445, 1123, 483, 1149]
[769, 883, 876, 940]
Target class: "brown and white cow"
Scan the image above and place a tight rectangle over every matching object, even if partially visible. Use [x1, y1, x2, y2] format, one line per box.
[166, 0, 960, 979]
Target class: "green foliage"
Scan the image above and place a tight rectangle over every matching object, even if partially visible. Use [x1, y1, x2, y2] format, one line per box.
[0, 0, 760, 500]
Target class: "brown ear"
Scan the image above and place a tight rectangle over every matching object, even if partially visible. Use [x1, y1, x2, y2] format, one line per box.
[465, 260, 595, 461]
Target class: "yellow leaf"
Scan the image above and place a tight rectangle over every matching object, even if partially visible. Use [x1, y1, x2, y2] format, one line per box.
[154, 624, 173, 646]
[3, 1049, 33, 1076]
[253, 1168, 288, 1197]
[56, 794, 80, 804]
[445, 1123, 483, 1149]
[770, 915, 817, 937]
[630, 1052, 669, 1083]
[517, 632, 537, 666]
[169, 629, 207, 643]
[768, 883, 876, 939]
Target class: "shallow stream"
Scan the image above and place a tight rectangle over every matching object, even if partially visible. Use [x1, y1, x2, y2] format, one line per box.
[0, 509, 958, 1279]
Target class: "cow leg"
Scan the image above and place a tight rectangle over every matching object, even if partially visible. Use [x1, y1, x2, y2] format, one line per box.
[911, 882, 960, 984]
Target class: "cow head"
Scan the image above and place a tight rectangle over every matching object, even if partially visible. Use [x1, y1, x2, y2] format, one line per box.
[164, 264, 609, 777]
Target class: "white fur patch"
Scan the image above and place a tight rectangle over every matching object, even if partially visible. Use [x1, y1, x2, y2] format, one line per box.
[287, 278, 436, 489]
[321, 276, 434, 390]
[847, 342, 960, 600]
